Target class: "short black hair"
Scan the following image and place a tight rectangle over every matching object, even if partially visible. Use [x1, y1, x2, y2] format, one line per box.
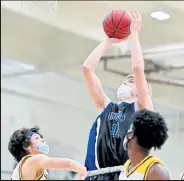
[8, 126, 42, 162]
[132, 109, 168, 150]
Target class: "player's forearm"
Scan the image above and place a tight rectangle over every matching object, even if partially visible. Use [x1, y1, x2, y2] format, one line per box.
[131, 32, 144, 70]
[63, 159, 86, 174]
[41, 157, 85, 173]
[82, 40, 111, 71]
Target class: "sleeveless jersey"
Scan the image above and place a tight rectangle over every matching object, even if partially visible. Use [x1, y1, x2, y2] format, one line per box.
[11, 155, 48, 180]
[119, 155, 165, 180]
[85, 102, 135, 171]
[181, 172, 184, 180]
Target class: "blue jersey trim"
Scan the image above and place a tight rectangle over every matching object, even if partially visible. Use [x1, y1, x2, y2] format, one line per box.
[131, 102, 135, 113]
[119, 102, 135, 113]
[85, 102, 113, 171]
[119, 101, 128, 106]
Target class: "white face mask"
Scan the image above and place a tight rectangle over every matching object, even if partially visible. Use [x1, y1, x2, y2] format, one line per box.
[117, 84, 133, 100]
[123, 124, 134, 151]
[123, 135, 128, 151]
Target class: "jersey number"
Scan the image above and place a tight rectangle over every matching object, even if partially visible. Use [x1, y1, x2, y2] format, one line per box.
[111, 122, 120, 138]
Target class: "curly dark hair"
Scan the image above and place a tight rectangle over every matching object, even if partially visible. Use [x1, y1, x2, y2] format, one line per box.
[132, 109, 168, 150]
[8, 126, 42, 162]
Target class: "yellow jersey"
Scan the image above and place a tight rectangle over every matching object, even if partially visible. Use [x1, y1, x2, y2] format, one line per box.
[119, 155, 166, 180]
[11, 155, 48, 180]
[181, 172, 184, 180]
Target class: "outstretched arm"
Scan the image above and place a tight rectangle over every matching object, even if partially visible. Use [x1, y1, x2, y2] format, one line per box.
[26, 154, 86, 175]
[130, 10, 153, 111]
[82, 38, 123, 113]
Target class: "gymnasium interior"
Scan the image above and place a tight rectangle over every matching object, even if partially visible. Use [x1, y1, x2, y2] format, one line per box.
[1, 1, 184, 179]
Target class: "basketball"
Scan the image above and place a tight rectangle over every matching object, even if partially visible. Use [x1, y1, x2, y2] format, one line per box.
[103, 9, 132, 39]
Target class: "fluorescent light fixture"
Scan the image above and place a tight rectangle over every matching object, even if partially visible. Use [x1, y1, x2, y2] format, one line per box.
[151, 11, 170, 20]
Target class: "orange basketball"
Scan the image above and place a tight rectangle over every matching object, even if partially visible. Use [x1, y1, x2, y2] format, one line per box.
[103, 9, 132, 39]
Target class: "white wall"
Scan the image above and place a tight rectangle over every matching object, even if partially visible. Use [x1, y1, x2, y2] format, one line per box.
[153, 103, 184, 179]
[1, 8, 117, 71]
[153, 131, 184, 179]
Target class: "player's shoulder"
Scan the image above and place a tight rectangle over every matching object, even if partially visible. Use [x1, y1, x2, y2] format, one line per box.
[97, 101, 134, 116]
[22, 154, 48, 167]
[147, 162, 170, 180]
[117, 102, 135, 112]
[27, 154, 48, 162]
[114, 101, 134, 107]
[19, 154, 33, 165]
[103, 101, 133, 112]
[97, 101, 113, 115]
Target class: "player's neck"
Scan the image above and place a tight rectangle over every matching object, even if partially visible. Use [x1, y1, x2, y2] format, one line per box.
[129, 150, 149, 168]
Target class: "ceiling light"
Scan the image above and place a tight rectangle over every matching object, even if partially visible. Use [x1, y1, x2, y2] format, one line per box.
[151, 11, 170, 21]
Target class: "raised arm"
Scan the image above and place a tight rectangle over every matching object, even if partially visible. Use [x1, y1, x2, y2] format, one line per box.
[130, 10, 153, 111]
[82, 38, 123, 113]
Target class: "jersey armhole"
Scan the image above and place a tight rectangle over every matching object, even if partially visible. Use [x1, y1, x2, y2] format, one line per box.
[35, 170, 45, 180]
[143, 161, 164, 180]
[19, 155, 33, 180]
[97, 101, 113, 118]
[131, 102, 135, 113]
[123, 159, 131, 169]
[19, 155, 44, 180]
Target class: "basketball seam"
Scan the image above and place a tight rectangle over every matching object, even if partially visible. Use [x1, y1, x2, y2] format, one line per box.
[111, 10, 126, 38]
[105, 30, 130, 35]
[103, 20, 115, 31]
[105, 31, 120, 38]
[116, 35, 120, 39]
[119, 22, 131, 29]
[111, 10, 117, 28]
[116, 31, 131, 35]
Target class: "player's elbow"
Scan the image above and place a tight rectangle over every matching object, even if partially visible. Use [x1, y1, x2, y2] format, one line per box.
[64, 159, 75, 169]
[82, 64, 89, 72]
[82, 64, 91, 73]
